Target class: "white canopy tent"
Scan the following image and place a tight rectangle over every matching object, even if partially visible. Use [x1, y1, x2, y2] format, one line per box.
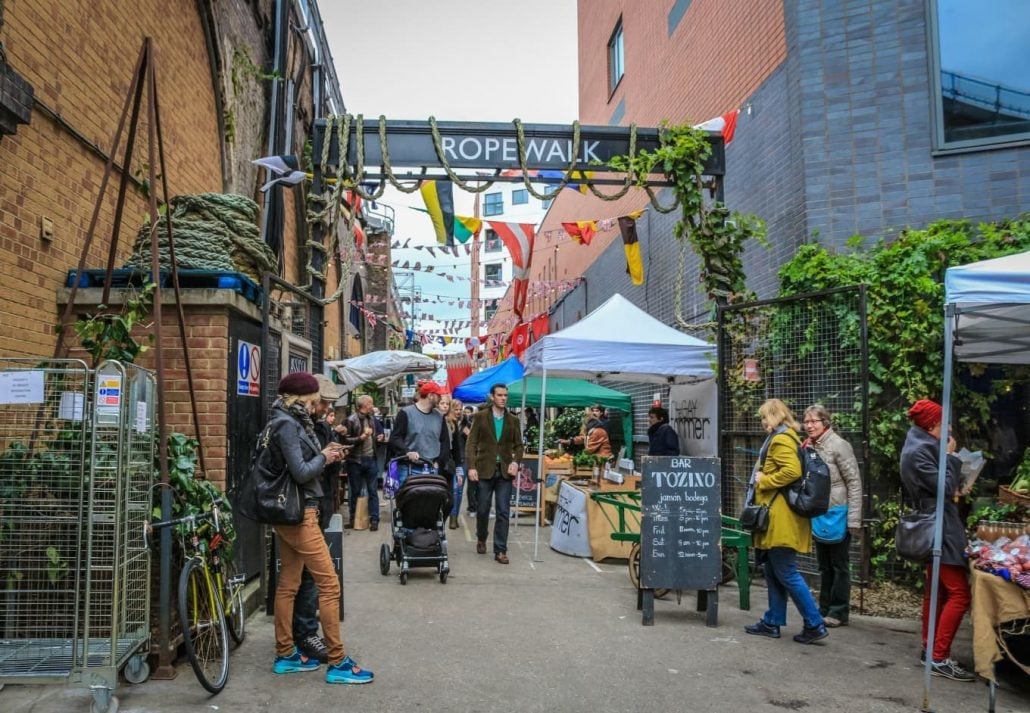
[925, 250, 1030, 708]
[518, 294, 718, 558]
[326, 350, 437, 392]
[522, 293, 716, 382]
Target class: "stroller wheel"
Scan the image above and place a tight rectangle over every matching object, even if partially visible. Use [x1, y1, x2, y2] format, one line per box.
[439, 569, 448, 584]
[379, 544, 391, 576]
[399, 571, 408, 585]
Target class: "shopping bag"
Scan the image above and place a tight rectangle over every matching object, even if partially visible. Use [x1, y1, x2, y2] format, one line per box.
[811, 504, 848, 544]
[353, 495, 370, 530]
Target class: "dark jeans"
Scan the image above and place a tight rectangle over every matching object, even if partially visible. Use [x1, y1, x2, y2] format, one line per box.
[476, 472, 513, 555]
[292, 567, 319, 640]
[348, 456, 380, 524]
[760, 547, 823, 629]
[466, 479, 479, 513]
[816, 533, 851, 621]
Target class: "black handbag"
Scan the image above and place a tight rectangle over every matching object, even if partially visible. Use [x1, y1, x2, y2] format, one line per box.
[237, 426, 304, 526]
[895, 507, 936, 562]
[739, 501, 770, 533]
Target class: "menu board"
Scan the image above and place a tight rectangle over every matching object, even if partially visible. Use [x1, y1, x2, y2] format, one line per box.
[510, 455, 540, 509]
[639, 456, 721, 591]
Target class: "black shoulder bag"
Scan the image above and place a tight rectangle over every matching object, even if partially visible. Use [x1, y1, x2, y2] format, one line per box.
[237, 424, 304, 526]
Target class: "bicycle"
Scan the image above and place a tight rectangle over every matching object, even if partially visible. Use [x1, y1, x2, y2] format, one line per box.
[147, 496, 246, 694]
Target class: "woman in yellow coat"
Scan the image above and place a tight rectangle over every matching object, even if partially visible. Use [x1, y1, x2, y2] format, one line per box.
[744, 399, 829, 645]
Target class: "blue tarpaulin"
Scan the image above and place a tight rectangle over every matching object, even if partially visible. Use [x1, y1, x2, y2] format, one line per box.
[452, 356, 525, 403]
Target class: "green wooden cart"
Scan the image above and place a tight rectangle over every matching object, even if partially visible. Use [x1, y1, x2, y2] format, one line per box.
[589, 489, 753, 610]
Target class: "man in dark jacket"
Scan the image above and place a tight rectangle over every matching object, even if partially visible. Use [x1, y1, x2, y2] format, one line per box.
[647, 406, 680, 456]
[341, 394, 382, 531]
[465, 383, 524, 564]
[899, 398, 974, 682]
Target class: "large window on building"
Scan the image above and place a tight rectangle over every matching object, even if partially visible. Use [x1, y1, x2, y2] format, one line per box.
[484, 299, 499, 321]
[512, 188, 528, 205]
[483, 192, 504, 216]
[929, 0, 1030, 151]
[484, 228, 502, 252]
[608, 18, 624, 95]
[484, 263, 503, 283]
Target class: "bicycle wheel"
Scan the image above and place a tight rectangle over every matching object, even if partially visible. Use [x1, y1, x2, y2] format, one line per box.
[218, 558, 246, 646]
[628, 542, 670, 599]
[178, 558, 230, 694]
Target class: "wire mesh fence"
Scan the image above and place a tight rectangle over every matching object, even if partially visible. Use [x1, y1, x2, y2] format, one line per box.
[718, 287, 870, 583]
[0, 359, 154, 701]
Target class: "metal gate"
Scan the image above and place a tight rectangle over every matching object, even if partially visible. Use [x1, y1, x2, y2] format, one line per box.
[0, 359, 155, 712]
[717, 287, 870, 583]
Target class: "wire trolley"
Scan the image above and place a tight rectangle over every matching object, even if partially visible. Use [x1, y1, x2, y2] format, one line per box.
[0, 359, 156, 713]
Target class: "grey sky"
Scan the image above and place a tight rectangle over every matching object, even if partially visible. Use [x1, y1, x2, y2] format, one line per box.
[319, 1, 579, 336]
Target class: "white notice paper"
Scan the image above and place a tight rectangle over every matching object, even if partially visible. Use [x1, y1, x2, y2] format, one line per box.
[0, 370, 45, 404]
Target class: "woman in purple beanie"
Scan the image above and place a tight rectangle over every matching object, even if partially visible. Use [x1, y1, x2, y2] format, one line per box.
[267, 372, 374, 685]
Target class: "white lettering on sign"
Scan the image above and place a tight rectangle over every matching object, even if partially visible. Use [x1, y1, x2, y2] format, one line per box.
[650, 471, 717, 489]
[436, 135, 605, 167]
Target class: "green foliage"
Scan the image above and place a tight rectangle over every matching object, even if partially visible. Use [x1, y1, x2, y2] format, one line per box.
[154, 432, 235, 554]
[73, 282, 155, 366]
[608, 123, 766, 308]
[966, 500, 1028, 529]
[551, 407, 586, 442]
[1012, 448, 1030, 492]
[869, 496, 924, 589]
[777, 216, 1030, 489]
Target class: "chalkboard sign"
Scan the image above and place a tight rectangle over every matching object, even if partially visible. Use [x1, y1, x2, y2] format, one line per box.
[510, 456, 540, 509]
[639, 456, 721, 591]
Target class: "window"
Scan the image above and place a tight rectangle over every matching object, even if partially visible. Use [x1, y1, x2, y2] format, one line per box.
[483, 192, 504, 216]
[929, 0, 1030, 150]
[484, 263, 503, 283]
[541, 198, 553, 210]
[512, 189, 528, 205]
[484, 300, 498, 321]
[608, 18, 624, 95]
[484, 228, 502, 252]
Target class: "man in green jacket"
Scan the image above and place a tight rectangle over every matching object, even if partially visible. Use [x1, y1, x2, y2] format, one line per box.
[466, 383, 524, 564]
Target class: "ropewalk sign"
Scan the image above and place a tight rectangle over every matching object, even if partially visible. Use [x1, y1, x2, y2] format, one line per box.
[313, 118, 725, 185]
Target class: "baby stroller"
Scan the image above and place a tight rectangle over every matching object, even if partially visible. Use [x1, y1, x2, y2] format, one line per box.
[379, 458, 452, 584]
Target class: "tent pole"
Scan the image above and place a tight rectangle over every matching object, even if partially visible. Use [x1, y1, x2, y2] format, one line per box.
[513, 374, 527, 534]
[534, 367, 548, 562]
[921, 304, 956, 712]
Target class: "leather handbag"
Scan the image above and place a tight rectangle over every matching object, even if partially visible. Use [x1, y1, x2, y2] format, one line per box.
[739, 501, 770, 533]
[237, 426, 304, 526]
[894, 507, 936, 562]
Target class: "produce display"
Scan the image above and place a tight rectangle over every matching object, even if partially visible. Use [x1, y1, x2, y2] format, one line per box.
[1010, 448, 1030, 495]
[969, 533, 1030, 590]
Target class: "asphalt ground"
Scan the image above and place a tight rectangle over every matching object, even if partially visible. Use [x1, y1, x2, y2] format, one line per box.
[3, 509, 1028, 713]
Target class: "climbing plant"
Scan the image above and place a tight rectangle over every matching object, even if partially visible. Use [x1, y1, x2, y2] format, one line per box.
[776, 215, 1030, 489]
[607, 123, 766, 325]
[72, 281, 155, 367]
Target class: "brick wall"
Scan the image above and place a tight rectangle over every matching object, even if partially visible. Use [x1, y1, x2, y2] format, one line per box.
[0, 0, 223, 357]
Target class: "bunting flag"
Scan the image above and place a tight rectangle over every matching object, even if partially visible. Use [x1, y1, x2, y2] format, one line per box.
[454, 215, 483, 244]
[347, 191, 366, 248]
[510, 322, 531, 358]
[537, 169, 596, 194]
[619, 210, 645, 286]
[531, 313, 550, 340]
[562, 220, 598, 245]
[419, 180, 457, 246]
[488, 221, 536, 319]
[253, 154, 306, 192]
[694, 109, 740, 145]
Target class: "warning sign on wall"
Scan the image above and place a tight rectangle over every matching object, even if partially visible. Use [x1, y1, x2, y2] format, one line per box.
[237, 340, 261, 397]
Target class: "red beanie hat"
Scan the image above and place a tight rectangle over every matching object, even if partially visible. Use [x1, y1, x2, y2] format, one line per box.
[277, 372, 320, 396]
[907, 399, 942, 430]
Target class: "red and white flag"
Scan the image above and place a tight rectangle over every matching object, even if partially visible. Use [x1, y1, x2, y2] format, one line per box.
[510, 322, 531, 358]
[487, 221, 536, 319]
[694, 109, 740, 145]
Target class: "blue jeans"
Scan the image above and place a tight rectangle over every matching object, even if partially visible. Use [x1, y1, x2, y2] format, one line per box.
[348, 457, 380, 524]
[450, 467, 465, 517]
[476, 473, 513, 555]
[761, 547, 823, 629]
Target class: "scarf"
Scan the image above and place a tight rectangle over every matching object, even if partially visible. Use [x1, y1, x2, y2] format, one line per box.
[275, 396, 316, 437]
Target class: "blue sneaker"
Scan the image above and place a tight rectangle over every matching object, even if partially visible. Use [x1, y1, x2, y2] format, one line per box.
[273, 647, 320, 674]
[326, 656, 374, 685]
